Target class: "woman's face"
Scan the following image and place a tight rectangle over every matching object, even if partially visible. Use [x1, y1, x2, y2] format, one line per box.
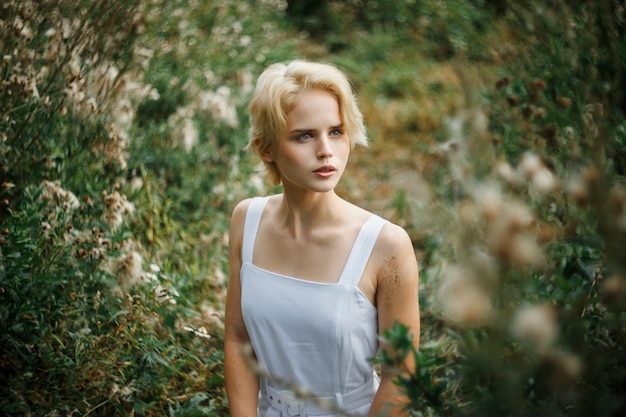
[263, 89, 350, 193]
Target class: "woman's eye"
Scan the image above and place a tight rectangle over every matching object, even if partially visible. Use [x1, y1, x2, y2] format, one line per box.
[296, 132, 312, 141]
[330, 129, 343, 136]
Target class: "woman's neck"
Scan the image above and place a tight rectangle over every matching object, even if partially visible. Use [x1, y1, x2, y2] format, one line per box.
[276, 190, 345, 239]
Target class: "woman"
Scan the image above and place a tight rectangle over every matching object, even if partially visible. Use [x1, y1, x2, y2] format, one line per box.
[224, 60, 420, 417]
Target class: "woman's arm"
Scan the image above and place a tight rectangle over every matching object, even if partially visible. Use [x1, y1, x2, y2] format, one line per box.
[369, 224, 420, 417]
[224, 199, 260, 417]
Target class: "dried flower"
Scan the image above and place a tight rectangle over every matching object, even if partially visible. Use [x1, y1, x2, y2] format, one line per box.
[518, 152, 543, 178]
[438, 265, 492, 327]
[200, 303, 225, 332]
[102, 190, 135, 230]
[550, 351, 582, 379]
[213, 265, 227, 286]
[557, 97, 572, 108]
[110, 382, 135, 401]
[133, 46, 154, 69]
[600, 273, 624, 300]
[110, 250, 143, 291]
[183, 325, 212, 339]
[199, 86, 239, 128]
[583, 103, 603, 139]
[182, 117, 198, 152]
[507, 203, 534, 232]
[528, 78, 547, 93]
[14, 17, 33, 42]
[85, 97, 97, 113]
[154, 283, 171, 304]
[24, 78, 39, 99]
[565, 173, 589, 205]
[477, 190, 544, 267]
[41, 180, 80, 210]
[503, 234, 545, 267]
[495, 160, 522, 186]
[44, 29, 66, 62]
[495, 76, 512, 90]
[531, 167, 559, 194]
[533, 107, 546, 118]
[511, 304, 558, 354]
[93, 124, 129, 170]
[20, 1, 35, 19]
[506, 95, 520, 106]
[474, 183, 504, 223]
[89, 247, 105, 260]
[154, 281, 178, 304]
[128, 176, 143, 192]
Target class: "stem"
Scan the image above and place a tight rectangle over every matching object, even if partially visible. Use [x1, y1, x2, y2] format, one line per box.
[95, 303, 101, 337]
[142, 164, 156, 258]
[3, 100, 38, 116]
[40, 234, 71, 279]
[83, 396, 113, 416]
[7, 95, 65, 172]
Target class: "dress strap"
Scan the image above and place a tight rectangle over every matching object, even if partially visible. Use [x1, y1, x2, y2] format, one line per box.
[339, 215, 388, 286]
[241, 196, 270, 264]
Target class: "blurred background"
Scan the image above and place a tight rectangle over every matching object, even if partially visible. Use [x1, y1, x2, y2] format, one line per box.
[1, 0, 625, 415]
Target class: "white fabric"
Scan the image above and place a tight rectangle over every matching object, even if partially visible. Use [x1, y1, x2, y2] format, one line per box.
[240, 196, 388, 417]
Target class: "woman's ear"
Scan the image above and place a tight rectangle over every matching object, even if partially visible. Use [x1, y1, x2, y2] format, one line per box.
[254, 139, 274, 162]
[261, 150, 274, 163]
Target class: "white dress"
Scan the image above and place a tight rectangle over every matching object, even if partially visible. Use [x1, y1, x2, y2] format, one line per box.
[240, 196, 388, 417]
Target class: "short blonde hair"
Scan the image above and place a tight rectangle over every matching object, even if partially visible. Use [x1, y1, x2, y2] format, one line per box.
[248, 60, 367, 185]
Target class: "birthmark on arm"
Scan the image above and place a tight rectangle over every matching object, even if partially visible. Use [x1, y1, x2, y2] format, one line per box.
[380, 256, 400, 307]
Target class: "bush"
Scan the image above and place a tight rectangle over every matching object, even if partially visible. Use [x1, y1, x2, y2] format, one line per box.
[376, 1, 626, 416]
[0, 0, 297, 415]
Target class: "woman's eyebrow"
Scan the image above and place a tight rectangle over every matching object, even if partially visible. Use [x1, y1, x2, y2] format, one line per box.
[289, 124, 343, 134]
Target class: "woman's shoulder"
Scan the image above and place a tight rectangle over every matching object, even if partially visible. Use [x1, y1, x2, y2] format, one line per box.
[231, 194, 284, 228]
[231, 198, 252, 222]
[343, 201, 413, 256]
[231, 194, 276, 216]
[373, 216, 414, 260]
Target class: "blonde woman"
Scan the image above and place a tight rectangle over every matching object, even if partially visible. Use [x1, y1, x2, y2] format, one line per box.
[224, 60, 420, 417]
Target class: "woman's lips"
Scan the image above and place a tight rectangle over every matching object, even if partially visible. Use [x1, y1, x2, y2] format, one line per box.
[313, 165, 337, 177]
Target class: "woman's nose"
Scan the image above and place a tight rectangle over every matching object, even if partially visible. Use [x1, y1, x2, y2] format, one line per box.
[316, 136, 333, 159]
